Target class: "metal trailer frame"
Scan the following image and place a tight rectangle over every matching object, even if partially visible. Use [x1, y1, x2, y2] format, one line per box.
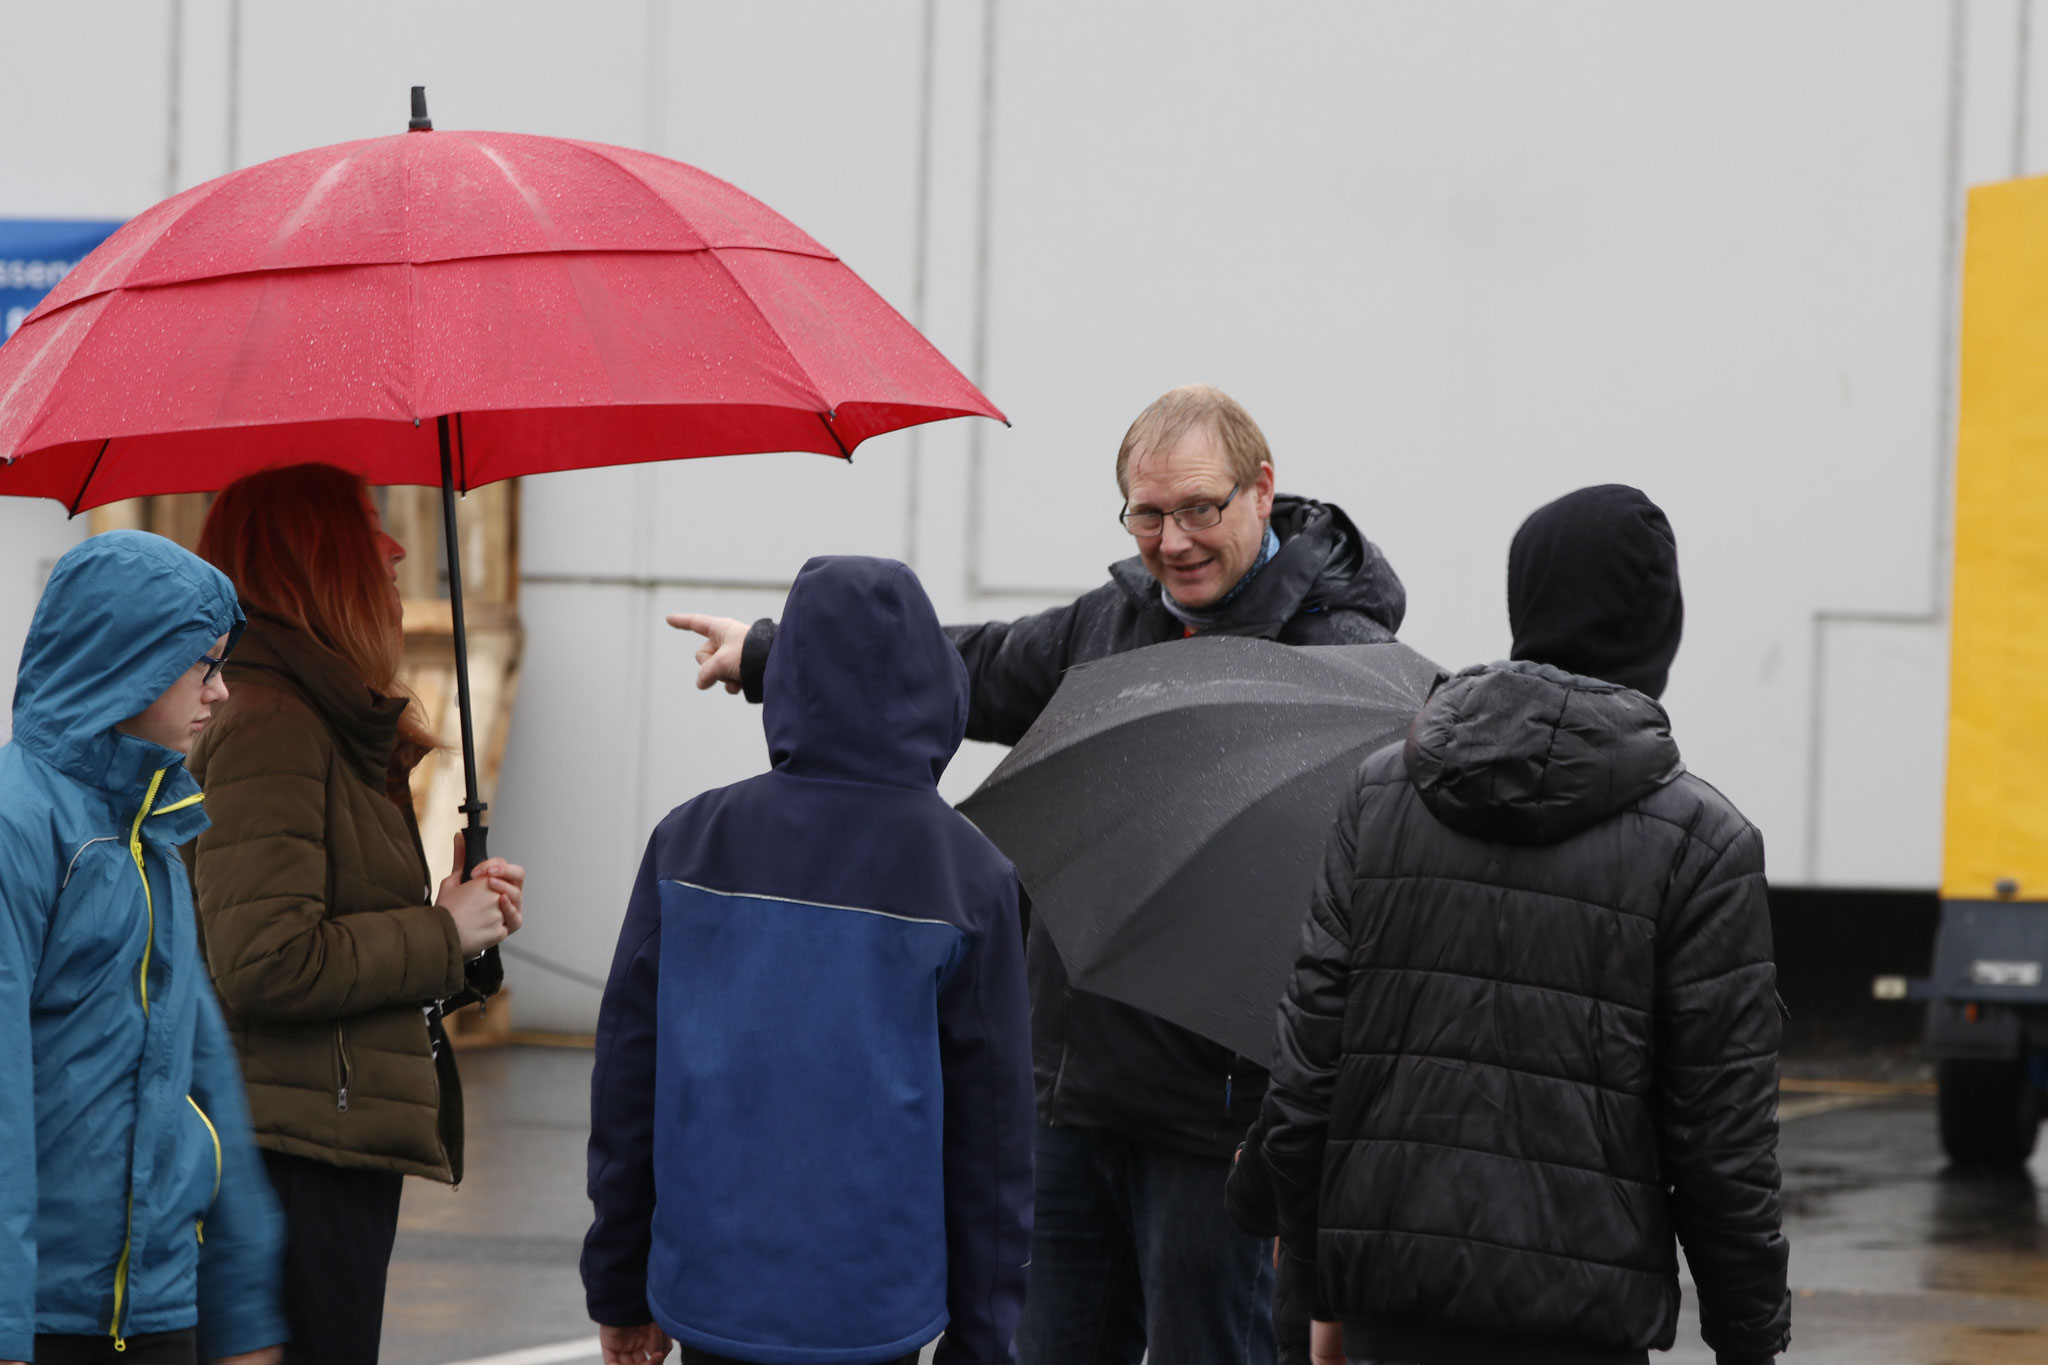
[1878, 900, 2048, 1165]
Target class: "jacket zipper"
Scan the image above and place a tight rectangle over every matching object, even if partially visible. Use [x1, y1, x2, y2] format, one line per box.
[333, 1023, 353, 1112]
[110, 768, 169, 1349]
[187, 1095, 222, 1242]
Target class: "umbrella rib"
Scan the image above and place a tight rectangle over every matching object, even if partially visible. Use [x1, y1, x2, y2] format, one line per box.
[35, 172, 242, 318]
[556, 137, 835, 262]
[403, 141, 423, 424]
[694, 245, 841, 437]
[6, 288, 139, 472]
[524, 143, 846, 430]
[561, 140, 839, 427]
[67, 438, 112, 517]
[818, 412, 850, 459]
[456, 135, 841, 431]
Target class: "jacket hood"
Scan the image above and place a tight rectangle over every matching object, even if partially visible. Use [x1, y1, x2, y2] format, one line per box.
[1404, 660, 1683, 846]
[12, 530, 244, 794]
[764, 556, 969, 788]
[1109, 494, 1406, 636]
[1508, 484, 1683, 699]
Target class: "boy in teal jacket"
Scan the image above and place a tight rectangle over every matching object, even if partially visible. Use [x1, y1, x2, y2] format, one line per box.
[0, 531, 284, 1365]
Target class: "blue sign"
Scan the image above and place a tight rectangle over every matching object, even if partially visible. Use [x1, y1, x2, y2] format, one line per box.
[0, 219, 125, 341]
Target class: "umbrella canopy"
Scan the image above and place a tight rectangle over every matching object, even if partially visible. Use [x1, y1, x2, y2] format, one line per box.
[0, 89, 1004, 895]
[0, 100, 1001, 509]
[959, 635, 1440, 1065]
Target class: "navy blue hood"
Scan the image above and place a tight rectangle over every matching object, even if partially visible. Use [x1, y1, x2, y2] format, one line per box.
[12, 531, 244, 793]
[763, 556, 969, 788]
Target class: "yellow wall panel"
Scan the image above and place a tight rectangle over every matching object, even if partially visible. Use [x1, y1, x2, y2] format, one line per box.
[1945, 177, 2048, 899]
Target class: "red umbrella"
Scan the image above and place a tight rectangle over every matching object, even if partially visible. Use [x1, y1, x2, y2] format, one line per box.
[0, 88, 1003, 876]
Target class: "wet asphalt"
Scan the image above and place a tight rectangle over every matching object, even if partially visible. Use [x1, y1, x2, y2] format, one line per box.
[379, 1047, 2048, 1365]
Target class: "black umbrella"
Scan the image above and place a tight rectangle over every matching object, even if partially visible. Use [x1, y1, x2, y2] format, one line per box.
[959, 635, 1441, 1065]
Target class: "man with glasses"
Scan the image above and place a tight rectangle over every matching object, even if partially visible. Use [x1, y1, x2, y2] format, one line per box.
[672, 383, 1406, 1365]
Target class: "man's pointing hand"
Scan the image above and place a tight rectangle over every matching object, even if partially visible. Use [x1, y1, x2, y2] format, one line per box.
[666, 613, 749, 693]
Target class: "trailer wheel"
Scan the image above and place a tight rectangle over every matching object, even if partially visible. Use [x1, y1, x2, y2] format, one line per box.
[1937, 1059, 2042, 1168]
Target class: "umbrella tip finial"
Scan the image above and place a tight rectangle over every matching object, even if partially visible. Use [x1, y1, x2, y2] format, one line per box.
[409, 86, 432, 132]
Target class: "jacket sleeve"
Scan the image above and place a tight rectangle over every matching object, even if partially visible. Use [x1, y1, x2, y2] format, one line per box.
[944, 603, 1087, 746]
[189, 983, 287, 1359]
[1656, 822, 1790, 1364]
[192, 704, 467, 1021]
[0, 819, 47, 1362]
[1255, 775, 1366, 1320]
[1223, 1109, 1279, 1237]
[932, 873, 1035, 1365]
[582, 836, 664, 1327]
[737, 601, 1090, 747]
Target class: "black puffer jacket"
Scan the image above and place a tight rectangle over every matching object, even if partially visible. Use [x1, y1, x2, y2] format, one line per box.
[741, 495, 1406, 1155]
[1258, 662, 1789, 1365]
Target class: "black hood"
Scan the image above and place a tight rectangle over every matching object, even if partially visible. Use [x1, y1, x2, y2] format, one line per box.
[764, 555, 969, 788]
[1108, 494, 1406, 636]
[1404, 661, 1683, 846]
[1508, 485, 1683, 699]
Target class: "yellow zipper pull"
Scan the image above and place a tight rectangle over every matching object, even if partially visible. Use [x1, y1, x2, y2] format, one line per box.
[196, 1219, 205, 1244]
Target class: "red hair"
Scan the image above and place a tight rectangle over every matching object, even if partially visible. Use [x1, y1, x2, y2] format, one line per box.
[199, 463, 438, 755]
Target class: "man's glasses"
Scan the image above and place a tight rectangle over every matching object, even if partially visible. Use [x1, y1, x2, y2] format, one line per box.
[1119, 483, 1241, 538]
[198, 653, 229, 686]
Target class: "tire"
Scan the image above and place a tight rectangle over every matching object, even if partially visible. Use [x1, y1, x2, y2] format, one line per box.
[1937, 1058, 2042, 1169]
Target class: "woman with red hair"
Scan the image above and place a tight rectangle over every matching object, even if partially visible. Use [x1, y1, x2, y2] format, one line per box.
[188, 463, 526, 1365]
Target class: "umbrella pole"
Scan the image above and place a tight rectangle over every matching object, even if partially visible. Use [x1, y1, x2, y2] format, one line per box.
[438, 413, 489, 879]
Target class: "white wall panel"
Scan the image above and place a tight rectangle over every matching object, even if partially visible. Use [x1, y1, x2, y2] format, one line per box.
[486, 582, 649, 1030]
[0, 5, 173, 214]
[234, 1, 651, 164]
[1813, 620, 1950, 888]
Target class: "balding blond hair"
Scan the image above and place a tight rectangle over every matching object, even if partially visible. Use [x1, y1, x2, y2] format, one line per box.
[1116, 383, 1273, 497]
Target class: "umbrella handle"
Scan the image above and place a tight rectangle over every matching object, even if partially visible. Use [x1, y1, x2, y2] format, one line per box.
[462, 819, 489, 878]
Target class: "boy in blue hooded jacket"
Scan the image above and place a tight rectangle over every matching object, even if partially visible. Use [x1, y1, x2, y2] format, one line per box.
[582, 556, 1034, 1365]
[0, 531, 285, 1365]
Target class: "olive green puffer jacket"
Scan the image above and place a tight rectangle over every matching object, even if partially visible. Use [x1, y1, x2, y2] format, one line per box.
[187, 616, 498, 1183]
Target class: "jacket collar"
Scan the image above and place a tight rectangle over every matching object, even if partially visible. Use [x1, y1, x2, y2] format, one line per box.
[228, 613, 409, 788]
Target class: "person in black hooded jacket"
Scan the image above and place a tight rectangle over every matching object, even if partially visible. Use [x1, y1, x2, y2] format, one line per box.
[1248, 486, 1789, 1365]
[672, 384, 1406, 1364]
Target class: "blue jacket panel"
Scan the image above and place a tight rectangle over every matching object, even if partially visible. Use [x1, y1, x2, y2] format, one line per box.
[585, 556, 1033, 1365]
[0, 531, 283, 1360]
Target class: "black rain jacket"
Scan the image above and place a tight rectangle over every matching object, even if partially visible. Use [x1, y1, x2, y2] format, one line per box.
[1255, 661, 1790, 1365]
[741, 495, 1406, 1156]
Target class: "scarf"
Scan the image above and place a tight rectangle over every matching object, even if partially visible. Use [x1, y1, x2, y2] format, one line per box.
[1161, 525, 1281, 632]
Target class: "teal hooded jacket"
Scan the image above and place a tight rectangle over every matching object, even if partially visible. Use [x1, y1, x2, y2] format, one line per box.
[0, 531, 284, 1359]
